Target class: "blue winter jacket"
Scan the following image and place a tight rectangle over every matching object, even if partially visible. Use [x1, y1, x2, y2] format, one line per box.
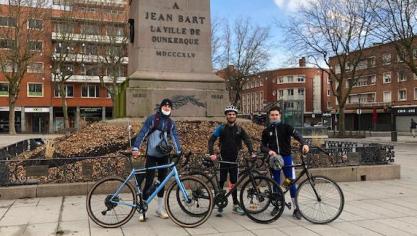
[133, 113, 181, 157]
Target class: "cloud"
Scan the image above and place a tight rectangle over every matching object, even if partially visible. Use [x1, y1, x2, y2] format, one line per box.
[273, 0, 312, 12]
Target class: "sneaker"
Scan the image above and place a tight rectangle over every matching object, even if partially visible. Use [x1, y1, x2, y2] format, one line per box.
[216, 207, 223, 217]
[232, 205, 245, 215]
[139, 214, 146, 222]
[293, 209, 302, 220]
[156, 210, 169, 219]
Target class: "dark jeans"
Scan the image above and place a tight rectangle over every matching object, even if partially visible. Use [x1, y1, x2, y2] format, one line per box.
[137, 155, 169, 200]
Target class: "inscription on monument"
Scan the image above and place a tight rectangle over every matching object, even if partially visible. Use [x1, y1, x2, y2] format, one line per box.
[144, 3, 207, 59]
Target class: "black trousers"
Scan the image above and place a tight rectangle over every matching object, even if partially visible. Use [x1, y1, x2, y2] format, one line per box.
[219, 162, 239, 205]
[138, 155, 169, 200]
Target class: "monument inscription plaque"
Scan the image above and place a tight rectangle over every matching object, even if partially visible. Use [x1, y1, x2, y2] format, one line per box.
[127, 0, 229, 117]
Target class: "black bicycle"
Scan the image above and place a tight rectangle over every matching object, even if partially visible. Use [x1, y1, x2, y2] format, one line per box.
[182, 153, 285, 224]
[270, 147, 345, 224]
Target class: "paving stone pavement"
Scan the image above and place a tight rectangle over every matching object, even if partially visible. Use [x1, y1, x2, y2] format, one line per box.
[0, 141, 416, 236]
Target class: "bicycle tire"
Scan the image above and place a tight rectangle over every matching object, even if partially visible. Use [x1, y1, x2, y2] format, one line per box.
[86, 176, 137, 228]
[295, 175, 344, 224]
[165, 176, 214, 228]
[240, 176, 285, 224]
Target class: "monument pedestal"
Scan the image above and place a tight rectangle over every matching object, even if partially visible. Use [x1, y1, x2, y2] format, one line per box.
[126, 0, 230, 117]
[126, 71, 229, 117]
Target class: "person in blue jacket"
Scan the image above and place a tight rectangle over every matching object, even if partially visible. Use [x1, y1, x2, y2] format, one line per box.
[132, 98, 181, 221]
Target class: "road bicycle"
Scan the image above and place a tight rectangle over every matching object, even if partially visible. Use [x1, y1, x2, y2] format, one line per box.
[183, 152, 285, 224]
[86, 152, 214, 228]
[271, 147, 345, 224]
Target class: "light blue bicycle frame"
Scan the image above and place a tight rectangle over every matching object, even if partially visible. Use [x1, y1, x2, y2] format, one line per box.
[109, 162, 190, 208]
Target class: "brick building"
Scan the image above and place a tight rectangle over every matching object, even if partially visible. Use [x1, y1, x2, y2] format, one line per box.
[0, 0, 128, 133]
[329, 42, 417, 132]
[218, 58, 330, 126]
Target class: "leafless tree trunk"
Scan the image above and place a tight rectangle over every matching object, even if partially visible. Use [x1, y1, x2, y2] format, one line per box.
[0, 0, 49, 134]
[216, 18, 271, 108]
[372, 0, 417, 77]
[281, 0, 376, 135]
[50, 1, 80, 132]
[94, 4, 128, 119]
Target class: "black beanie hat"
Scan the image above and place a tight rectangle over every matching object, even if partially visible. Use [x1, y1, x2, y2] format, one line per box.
[160, 98, 173, 109]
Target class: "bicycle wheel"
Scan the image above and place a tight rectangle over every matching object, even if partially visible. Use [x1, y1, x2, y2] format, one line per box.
[86, 176, 137, 228]
[240, 176, 285, 224]
[179, 172, 215, 217]
[296, 175, 345, 224]
[188, 171, 216, 192]
[165, 176, 213, 228]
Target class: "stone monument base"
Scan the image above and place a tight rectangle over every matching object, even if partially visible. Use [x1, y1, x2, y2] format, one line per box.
[126, 71, 229, 117]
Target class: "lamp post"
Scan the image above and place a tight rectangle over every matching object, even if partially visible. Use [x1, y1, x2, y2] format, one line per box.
[391, 106, 397, 142]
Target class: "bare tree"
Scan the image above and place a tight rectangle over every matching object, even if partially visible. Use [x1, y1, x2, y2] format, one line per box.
[282, 0, 376, 135]
[0, 0, 49, 134]
[372, 0, 417, 76]
[94, 3, 128, 119]
[216, 18, 271, 108]
[50, 1, 82, 131]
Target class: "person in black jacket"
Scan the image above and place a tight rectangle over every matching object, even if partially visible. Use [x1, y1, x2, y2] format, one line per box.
[411, 118, 417, 138]
[261, 106, 309, 220]
[208, 105, 256, 216]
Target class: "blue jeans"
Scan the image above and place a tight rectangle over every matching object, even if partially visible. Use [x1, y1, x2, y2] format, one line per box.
[271, 155, 297, 198]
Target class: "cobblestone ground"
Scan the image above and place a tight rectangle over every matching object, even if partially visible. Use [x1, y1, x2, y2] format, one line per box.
[0, 140, 416, 236]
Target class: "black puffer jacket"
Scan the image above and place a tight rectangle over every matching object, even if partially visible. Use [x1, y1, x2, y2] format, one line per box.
[261, 122, 305, 156]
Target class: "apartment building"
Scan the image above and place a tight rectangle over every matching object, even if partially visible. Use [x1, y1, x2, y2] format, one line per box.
[0, 0, 128, 133]
[218, 58, 330, 126]
[329, 42, 417, 132]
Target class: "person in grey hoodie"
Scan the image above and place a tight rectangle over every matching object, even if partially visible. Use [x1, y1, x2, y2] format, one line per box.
[132, 98, 181, 221]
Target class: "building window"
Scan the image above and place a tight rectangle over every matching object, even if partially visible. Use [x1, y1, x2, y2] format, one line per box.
[28, 19, 43, 30]
[415, 88, 417, 100]
[54, 22, 74, 33]
[0, 83, 9, 96]
[327, 89, 331, 96]
[0, 38, 15, 49]
[399, 89, 407, 101]
[278, 90, 284, 98]
[106, 25, 124, 36]
[354, 75, 376, 87]
[278, 77, 283, 84]
[29, 41, 43, 52]
[81, 23, 100, 35]
[383, 72, 391, 83]
[54, 43, 73, 54]
[357, 59, 368, 70]
[297, 76, 305, 83]
[82, 84, 99, 98]
[398, 71, 407, 82]
[383, 91, 391, 103]
[27, 63, 44, 73]
[298, 88, 304, 96]
[382, 53, 391, 65]
[0, 17, 16, 27]
[28, 83, 43, 97]
[287, 76, 294, 83]
[54, 84, 74, 97]
[368, 57, 376, 67]
[82, 43, 98, 55]
[287, 89, 294, 96]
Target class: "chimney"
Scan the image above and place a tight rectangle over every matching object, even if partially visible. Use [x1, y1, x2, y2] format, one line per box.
[299, 57, 306, 67]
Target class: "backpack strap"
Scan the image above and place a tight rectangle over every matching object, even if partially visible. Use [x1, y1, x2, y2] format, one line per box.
[149, 113, 172, 136]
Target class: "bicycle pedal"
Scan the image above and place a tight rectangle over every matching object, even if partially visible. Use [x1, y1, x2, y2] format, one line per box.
[285, 202, 292, 210]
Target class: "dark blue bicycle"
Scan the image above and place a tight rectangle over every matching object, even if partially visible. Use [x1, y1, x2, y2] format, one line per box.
[86, 152, 214, 228]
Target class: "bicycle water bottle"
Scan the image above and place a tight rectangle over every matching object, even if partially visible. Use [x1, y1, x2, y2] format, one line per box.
[282, 178, 292, 187]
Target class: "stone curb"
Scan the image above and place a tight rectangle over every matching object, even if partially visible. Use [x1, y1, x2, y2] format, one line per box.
[0, 164, 400, 200]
